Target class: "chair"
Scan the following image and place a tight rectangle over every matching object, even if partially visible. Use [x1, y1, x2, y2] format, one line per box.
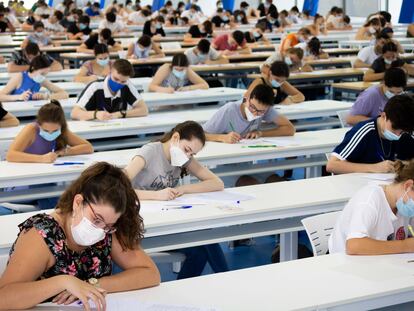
[149, 252, 186, 273]
[336, 110, 351, 128]
[301, 211, 342, 256]
[0, 253, 8, 275]
[0, 140, 12, 161]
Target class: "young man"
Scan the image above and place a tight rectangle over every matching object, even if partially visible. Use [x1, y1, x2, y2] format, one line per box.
[77, 28, 122, 53]
[8, 42, 62, 72]
[347, 68, 406, 126]
[71, 59, 148, 120]
[85, 2, 101, 17]
[353, 33, 389, 68]
[203, 84, 295, 144]
[211, 30, 251, 55]
[184, 39, 227, 65]
[21, 21, 52, 48]
[67, 14, 92, 40]
[43, 10, 65, 33]
[327, 94, 414, 174]
[98, 11, 126, 33]
[262, 47, 312, 73]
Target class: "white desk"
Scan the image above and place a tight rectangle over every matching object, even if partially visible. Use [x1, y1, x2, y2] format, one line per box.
[0, 69, 81, 84]
[33, 253, 414, 311]
[0, 173, 382, 264]
[340, 38, 414, 49]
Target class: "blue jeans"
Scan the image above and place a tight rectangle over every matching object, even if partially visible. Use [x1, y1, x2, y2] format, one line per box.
[177, 244, 229, 279]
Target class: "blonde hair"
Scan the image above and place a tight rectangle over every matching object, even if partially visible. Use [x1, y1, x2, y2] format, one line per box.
[394, 160, 414, 183]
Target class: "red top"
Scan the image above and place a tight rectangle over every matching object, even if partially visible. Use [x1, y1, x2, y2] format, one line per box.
[212, 34, 238, 51]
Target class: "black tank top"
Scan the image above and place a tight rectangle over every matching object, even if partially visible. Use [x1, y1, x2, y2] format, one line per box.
[261, 77, 287, 104]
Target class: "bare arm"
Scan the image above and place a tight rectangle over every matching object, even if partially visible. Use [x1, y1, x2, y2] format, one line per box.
[186, 68, 209, 90]
[71, 106, 96, 121]
[60, 130, 94, 156]
[111, 99, 149, 118]
[345, 114, 369, 126]
[49, 60, 63, 72]
[74, 65, 98, 83]
[41, 80, 69, 100]
[76, 43, 94, 54]
[261, 115, 295, 137]
[346, 237, 414, 255]
[363, 68, 384, 82]
[7, 62, 30, 73]
[353, 58, 371, 68]
[0, 112, 19, 127]
[148, 64, 175, 93]
[279, 81, 305, 104]
[326, 156, 394, 174]
[151, 42, 165, 58]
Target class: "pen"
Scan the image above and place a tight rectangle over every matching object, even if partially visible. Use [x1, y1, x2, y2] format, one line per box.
[407, 259, 414, 263]
[408, 225, 414, 237]
[162, 205, 193, 210]
[53, 162, 85, 166]
[51, 141, 56, 153]
[229, 121, 236, 132]
[242, 145, 277, 148]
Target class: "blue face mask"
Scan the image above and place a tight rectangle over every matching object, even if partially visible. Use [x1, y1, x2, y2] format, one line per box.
[271, 79, 281, 88]
[155, 23, 162, 29]
[384, 90, 395, 99]
[172, 68, 186, 80]
[39, 128, 61, 142]
[284, 56, 293, 66]
[97, 58, 109, 67]
[32, 74, 46, 84]
[396, 189, 414, 217]
[383, 129, 401, 141]
[79, 23, 87, 30]
[108, 76, 125, 93]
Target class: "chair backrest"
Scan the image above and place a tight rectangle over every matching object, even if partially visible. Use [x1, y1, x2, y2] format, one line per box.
[301, 211, 342, 256]
[336, 110, 351, 128]
[0, 140, 12, 161]
[0, 253, 8, 275]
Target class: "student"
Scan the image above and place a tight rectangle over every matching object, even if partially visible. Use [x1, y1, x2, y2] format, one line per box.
[99, 11, 126, 33]
[149, 53, 208, 93]
[233, 9, 248, 25]
[287, 5, 301, 24]
[6, 100, 93, 163]
[347, 68, 406, 126]
[143, 16, 165, 38]
[0, 55, 68, 101]
[326, 7, 344, 30]
[355, 18, 381, 40]
[407, 23, 414, 38]
[74, 44, 113, 83]
[127, 34, 164, 59]
[67, 15, 92, 40]
[203, 84, 295, 143]
[279, 27, 311, 53]
[128, 7, 150, 25]
[244, 22, 270, 45]
[180, 4, 203, 24]
[240, 1, 256, 19]
[353, 33, 389, 68]
[72, 59, 147, 121]
[21, 21, 52, 48]
[297, 37, 329, 61]
[262, 47, 313, 73]
[184, 39, 227, 65]
[85, 2, 101, 17]
[8, 42, 62, 73]
[183, 20, 213, 41]
[247, 61, 304, 106]
[33, 0, 51, 17]
[0, 9, 15, 32]
[0, 162, 160, 310]
[363, 42, 414, 82]
[211, 30, 251, 55]
[77, 28, 122, 53]
[211, 8, 231, 28]
[277, 10, 291, 28]
[43, 10, 65, 33]
[326, 94, 414, 174]
[306, 14, 327, 36]
[257, 0, 277, 17]
[0, 103, 19, 127]
[124, 121, 227, 279]
[329, 159, 414, 255]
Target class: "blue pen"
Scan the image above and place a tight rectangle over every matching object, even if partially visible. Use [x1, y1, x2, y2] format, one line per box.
[162, 205, 193, 211]
[53, 162, 85, 166]
[51, 141, 56, 153]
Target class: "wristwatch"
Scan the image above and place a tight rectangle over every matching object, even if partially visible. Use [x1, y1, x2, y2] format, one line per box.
[88, 278, 100, 288]
[120, 110, 127, 118]
[93, 110, 98, 120]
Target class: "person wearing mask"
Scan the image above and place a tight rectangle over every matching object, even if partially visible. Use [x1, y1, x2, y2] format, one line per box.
[0, 162, 160, 310]
[306, 14, 327, 36]
[127, 34, 164, 59]
[287, 6, 301, 24]
[211, 8, 231, 28]
[72, 59, 148, 121]
[326, 7, 344, 30]
[33, 0, 51, 17]
[85, 2, 101, 17]
[326, 95, 414, 174]
[180, 4, 203, 24]
[128, 7, 150, 25]
[0, 9, 15, 32]
[0, 103, 19, 127]
[0, 55, 68, 101]
[149, 53, 208, 93]
[184, 39, 227, 65]
[124, 121, 227, 280]
[211, 30, 251, 55]
[203, 84, 295, 143]
[353, 33, 389, 68]
[77, 28, 122, 53]
[43, 10, 65, 33]
[279, 27, 311, 53]
[262, 47, 313, 73]
[277, 10, 291, 28]
[346, 68, 407, 126]
[296, 37, 329, 61]
[248, 60, 304, 105]
[143, 16, 165, 38]
[232, 9, 249, 25]
[244, 22, 270, 45]
[257, 0, 278, 17]
[21, 21, 52, 48]
[363, 42, 414, 82]
[329, 159, 414, 255]
[67, 15, 92, 40]
[74, 44, 114, 83]
[98, 11, 126, 34]
[8, 42, 62, 73]
[355, 18, 382, 40]
[183, 20, 213, 41]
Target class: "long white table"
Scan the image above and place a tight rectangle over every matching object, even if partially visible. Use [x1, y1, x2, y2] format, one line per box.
[0, 173, 385, 264]
[0, 69, 81, 84]
[32, 253, 414, 311]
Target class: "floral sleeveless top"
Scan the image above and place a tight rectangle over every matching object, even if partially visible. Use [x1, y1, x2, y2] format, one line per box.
[9, 214, 113, 280]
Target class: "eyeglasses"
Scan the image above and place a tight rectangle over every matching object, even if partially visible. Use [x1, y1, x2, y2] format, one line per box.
[86, 203, 117, 234]
[248, 102, 267, 115]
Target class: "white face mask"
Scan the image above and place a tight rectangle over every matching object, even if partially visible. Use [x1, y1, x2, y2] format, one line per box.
[244, 106, 261, 122]
[170, 143, 189, 167]
[71, 207, 105, 246]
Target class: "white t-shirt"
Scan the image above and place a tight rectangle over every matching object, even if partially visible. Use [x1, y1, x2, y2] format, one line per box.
[327, 15, 343, 28]
[181, 10, 203, 24]
[34, 6, 51, 16]
[329, 184, 412, 254]
[357, 46, 379, 65]
[98, 19, 125, 33]
[128, 11, 149, 24]
[184, 46, 219, 65]
[43, 19, 64, 32]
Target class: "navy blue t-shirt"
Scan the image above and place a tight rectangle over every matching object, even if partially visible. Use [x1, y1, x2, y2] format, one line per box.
[332, 117, 414, 163]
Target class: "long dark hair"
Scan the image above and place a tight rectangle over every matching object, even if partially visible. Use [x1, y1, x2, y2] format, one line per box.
[37, 100, 68, 150]
[56, 162, 143, 250]
[29, 54, 51, 73]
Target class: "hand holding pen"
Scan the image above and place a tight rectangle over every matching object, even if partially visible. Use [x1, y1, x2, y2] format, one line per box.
[226, 122, 241, 144]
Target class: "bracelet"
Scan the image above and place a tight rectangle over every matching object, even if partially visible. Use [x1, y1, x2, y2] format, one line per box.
[93, 110, 98, 120]
[121, 110, 127, 118]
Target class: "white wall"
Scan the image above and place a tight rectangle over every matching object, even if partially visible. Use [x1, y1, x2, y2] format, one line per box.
[345, 0, 380, 18]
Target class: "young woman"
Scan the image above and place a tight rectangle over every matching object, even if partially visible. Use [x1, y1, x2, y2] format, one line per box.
[0, 103, 19, 127]
[149, 53, 209, 93]
[247, 60, 305, 105]
[244, 22, 270, 45]
[126, 34, 165, 59]
[124, 121, 228, 279]
[0, 162, 160, 310]
[143, 16, 165, 38]
[74, 44, 113, 83]
[183, 20, 213, 41]
[6, 100, 93, 163]
[77, 28, 122, 54]
[0, 55, 68, 101]
[299, 37, 329, 61]
[306, 14, 327, 36]
[329, 160, 414, 255]
[355, 18, 381, 40]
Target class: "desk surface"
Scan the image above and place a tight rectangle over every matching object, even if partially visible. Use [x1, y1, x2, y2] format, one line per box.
[249, 68, 366, 81]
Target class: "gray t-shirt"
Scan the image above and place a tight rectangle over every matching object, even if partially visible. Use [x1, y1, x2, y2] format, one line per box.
[202, 100, 278, 136]
[132, 142, 191, 190]
[184, 47, 220, 65]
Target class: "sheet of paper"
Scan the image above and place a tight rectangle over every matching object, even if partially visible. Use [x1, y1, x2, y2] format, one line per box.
[361, 173, 395, 181]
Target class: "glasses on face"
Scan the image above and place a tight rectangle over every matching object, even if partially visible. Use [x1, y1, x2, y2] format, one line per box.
[86, 203, 117, 234]
[248, 102, 267, 115]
